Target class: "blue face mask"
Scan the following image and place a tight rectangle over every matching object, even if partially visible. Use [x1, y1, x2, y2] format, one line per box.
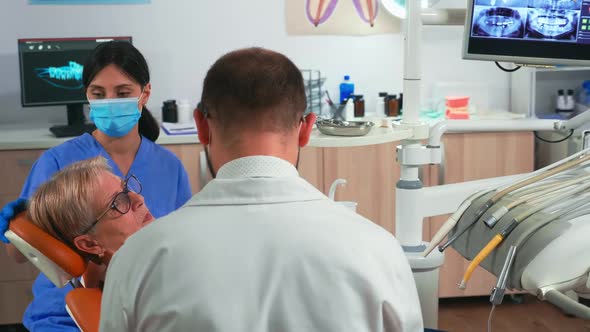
[89, 97, 142, 137]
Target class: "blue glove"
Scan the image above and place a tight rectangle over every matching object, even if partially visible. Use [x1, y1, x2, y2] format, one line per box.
[0, 198, 28, 243]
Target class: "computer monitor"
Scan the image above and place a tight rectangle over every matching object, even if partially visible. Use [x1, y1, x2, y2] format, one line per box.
[18, 36, 132, 137]
[463, 0, 590, 66]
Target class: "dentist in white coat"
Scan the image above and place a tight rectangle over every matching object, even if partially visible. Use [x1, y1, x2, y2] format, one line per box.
[100, 47, 423, 332]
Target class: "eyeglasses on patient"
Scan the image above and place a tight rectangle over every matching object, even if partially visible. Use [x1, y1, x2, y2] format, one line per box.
[80, 174, 142, 235]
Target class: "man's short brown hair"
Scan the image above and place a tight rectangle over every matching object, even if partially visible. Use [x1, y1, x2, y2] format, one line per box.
[200, 47, 307, 134]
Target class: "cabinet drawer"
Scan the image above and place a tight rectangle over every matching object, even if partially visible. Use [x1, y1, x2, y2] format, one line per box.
[0, 150, 44, 196]
[0, 280, 34, 325]
[0, 195, 40, 283]
[322, 142, 398, 234]
[164, 144, 202, 194]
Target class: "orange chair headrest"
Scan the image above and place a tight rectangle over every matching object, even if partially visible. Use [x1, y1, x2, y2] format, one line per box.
[9, 212, 87, 278]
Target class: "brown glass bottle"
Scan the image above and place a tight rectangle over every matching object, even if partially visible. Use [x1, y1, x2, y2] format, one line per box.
[387, 95, 399, 117]
[353, 95, 365, 117]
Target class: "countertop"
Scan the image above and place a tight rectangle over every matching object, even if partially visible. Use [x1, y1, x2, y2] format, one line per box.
[0, 124, 412, 150]
[0, 124, 198, 150]
[0, 112, 532, 151]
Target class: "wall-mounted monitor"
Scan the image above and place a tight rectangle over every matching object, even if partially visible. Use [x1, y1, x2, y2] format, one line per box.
[463, 0, 590, 66]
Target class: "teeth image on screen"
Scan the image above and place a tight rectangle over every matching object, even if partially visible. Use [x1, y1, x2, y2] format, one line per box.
[34, 61, 83, 90]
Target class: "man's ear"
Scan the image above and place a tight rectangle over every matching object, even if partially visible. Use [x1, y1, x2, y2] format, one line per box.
[195, 108, 210, 144]
[140, 83, 152, 107]
[73, 235, 103, 257]
[298, 112, 316, 147]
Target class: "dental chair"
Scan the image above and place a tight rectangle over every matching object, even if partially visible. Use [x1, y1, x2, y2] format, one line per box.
[4, 212, 102, 332]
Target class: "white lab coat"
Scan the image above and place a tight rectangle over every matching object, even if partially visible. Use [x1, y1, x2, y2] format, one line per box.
[100, 156, 423, 332]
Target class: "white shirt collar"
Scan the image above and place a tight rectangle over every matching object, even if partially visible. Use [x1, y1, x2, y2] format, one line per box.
[187, 155, 326, 206]
[216, 156, 299, 179]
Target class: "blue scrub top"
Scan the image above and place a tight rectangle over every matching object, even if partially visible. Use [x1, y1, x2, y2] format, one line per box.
[19, 133, 192, 331]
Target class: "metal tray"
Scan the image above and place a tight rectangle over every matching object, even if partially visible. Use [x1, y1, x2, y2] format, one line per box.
[316, 118, 375, 136]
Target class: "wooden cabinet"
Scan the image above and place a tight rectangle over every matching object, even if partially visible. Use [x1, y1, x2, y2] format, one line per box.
[0, 150, 44, 197]
[322, 142, 399, 233]
[298, 147, 325, 190]
[423, 132, 534, 298]
[164, 144, 203, 194]
[0, 149, 44, 324]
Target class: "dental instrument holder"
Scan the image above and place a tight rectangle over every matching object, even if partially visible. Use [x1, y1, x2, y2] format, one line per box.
[330, 97, 351, 121]
[448, 191, 572, 291]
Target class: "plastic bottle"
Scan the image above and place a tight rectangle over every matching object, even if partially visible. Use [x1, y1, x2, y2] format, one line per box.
[177, 99, 193, 124]
[344, 97, 355, 121]
[576, 80, 590, 106]
[339, 75, 355, 104]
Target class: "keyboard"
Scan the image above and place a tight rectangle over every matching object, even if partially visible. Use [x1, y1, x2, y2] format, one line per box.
[50, 124, 97, 138]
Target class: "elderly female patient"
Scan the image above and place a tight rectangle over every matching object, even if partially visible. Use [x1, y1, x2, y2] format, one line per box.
[27, 156, 155, 284]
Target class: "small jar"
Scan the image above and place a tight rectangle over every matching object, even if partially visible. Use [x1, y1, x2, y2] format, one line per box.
[162, 100, 178, 123]
[353, 95, 365, 118]
[387, 95, 399, 117]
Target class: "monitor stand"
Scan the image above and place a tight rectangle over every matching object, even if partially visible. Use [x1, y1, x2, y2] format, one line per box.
[49, 103, 96, 138]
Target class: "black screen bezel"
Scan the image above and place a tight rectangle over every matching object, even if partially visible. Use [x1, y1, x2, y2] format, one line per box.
[463, 1, 590, 65]
[18, 36, 133, 107]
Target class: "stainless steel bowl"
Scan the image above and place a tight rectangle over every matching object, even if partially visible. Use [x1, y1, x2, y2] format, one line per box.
[316, 118, 375, 136]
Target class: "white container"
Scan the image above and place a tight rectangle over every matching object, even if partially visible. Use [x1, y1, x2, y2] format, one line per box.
[344, 98, 355, 121]
[376, 98, 385, 117]
[177, 99, 193, 124]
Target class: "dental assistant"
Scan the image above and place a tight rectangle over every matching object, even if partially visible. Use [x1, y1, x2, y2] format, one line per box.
[2, 41, 192, 331]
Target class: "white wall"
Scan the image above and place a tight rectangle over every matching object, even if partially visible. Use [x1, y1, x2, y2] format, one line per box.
[0, 0, 509, 125]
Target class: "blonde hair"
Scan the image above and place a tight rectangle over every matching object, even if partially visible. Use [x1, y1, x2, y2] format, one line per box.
[28, 156, 112, 248]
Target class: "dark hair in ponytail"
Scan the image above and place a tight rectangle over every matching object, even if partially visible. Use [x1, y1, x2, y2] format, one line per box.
[137, 106, 159, 141]
[83, 40, 160, 141]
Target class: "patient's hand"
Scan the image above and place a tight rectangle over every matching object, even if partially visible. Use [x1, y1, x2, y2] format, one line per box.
[1, 199, 29, 263]
[83, 261, 107, 289]
[1, 198, 27, 243]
